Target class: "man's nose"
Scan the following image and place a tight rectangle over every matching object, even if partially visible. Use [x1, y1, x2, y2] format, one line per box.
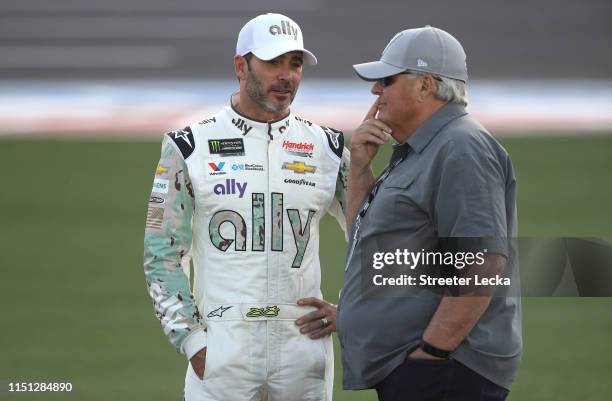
[371, 81, 383, 95]
[277, 66, 294, 81]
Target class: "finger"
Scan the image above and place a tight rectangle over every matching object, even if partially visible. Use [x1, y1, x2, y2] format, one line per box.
[295, 309, 327, 326]
[309, 326, 334, 339]
[355, 123, 392, 142]
[299, 320, 322, 334]
[352, 131, 388, 146]
[297, 297, 324, 308]
[365, 119, 393, 134]
[363, 99, 380, 122]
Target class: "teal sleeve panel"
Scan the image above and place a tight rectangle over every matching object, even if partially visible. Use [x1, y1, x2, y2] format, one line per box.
[143, 136, 204, 353]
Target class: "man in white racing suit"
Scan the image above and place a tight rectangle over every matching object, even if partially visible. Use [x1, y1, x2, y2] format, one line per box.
[143, 13, 349, 401]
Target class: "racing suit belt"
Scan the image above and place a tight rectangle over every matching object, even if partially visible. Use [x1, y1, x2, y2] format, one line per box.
[204, 303, 317, 322]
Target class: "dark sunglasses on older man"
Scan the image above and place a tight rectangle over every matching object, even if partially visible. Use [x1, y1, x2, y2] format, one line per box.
[377, 71, 442, 88]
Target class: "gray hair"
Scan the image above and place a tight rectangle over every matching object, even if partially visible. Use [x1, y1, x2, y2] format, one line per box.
[411, 71, 468, 106]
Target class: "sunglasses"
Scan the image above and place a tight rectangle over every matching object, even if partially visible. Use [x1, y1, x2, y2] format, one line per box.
[377, 71, 442, 88]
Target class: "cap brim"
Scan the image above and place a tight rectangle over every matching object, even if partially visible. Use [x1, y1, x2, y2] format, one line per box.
[253, 45, 317, 65]
[352, 60, 406, 81]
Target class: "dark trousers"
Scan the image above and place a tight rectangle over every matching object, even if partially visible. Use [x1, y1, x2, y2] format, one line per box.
[375, 358, 509, 401]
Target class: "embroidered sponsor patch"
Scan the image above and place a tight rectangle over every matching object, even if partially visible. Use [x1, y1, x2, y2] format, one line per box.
[282, 140, 314, 158]
[231, 163, 264, 171]
[207, 305, 232, 318]
[282, 161, 316, 174]
[208, 161, 227, 176]
[213, 179, 248, 198]
[198, 117, 216, 125]
[149, 196, 165, 204]
[152, 178, 169, 194]
[146, 207, 164, 229]
[208, 138, 245, 156]
[167, 127, 196, 159]
[156, 164, 168, 175]
[284, 178, 316, 187]
[322, 126, 344, 159]
[246, 305, 280, 318]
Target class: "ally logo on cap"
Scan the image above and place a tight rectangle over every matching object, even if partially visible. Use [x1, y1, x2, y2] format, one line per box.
[269, 20, 299, 40]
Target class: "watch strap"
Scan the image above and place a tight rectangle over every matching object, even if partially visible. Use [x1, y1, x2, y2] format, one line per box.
[421, 340, 453, 359]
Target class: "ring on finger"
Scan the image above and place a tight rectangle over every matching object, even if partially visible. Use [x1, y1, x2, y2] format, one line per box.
[321, 317, 329, 327]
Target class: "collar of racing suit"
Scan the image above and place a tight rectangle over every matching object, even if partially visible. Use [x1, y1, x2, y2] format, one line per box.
[228, 95, 293, 141]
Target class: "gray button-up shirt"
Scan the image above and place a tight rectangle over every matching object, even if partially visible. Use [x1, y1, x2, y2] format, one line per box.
[337, 103, 521, 390]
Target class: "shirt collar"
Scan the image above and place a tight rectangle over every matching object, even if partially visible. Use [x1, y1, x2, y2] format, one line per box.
[406, 103, 467, 153]
[227, 95, 292, 139]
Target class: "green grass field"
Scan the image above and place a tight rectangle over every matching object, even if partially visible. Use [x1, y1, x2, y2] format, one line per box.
[1, 135, 611, 400]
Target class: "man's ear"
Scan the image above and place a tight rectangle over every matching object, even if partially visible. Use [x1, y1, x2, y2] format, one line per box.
[234, 55, 247, 82]
[418, 75, 436, 102]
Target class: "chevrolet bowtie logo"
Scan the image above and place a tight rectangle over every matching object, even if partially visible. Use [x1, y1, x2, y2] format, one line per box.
[282, 161, 316, 174]
[155, 164, 168, 175]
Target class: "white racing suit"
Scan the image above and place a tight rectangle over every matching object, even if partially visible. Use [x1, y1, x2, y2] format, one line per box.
[144, 104, 349, 401]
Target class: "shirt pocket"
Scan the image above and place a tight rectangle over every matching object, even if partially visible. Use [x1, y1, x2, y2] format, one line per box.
[365, 174, 418, 225]
[381, 174, 429, 221]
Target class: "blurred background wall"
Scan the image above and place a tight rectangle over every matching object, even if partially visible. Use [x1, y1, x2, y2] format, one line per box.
[1, 0, 610, 79]
[1, 0, 611, 136]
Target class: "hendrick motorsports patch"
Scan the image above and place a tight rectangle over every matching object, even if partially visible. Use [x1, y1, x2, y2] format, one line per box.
[208, 138, 245, 157]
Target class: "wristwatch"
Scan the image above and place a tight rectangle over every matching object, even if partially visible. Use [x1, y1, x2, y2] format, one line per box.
[420, 340, 453, 359]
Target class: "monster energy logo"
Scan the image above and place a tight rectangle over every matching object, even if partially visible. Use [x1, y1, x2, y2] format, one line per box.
[210, 140, 221, 152]
[246, 305, 280, 317]
[208, 138, 245, 156]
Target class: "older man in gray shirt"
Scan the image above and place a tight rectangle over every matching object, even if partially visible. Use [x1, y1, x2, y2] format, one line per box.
[337, 26, 521, 401]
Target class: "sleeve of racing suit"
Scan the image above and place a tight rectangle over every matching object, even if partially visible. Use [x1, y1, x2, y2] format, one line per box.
[143, 135, 207, 360]
[327, 149, 350, 240]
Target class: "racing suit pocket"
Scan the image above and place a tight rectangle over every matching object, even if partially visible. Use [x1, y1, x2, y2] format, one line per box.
[188, 360, 205, 383]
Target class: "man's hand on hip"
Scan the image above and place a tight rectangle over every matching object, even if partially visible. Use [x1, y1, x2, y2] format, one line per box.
[190, 347, 207, 380]
[295, 297, 337, 339]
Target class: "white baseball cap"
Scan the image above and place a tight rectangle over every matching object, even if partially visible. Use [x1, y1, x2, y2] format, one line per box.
[236, 13, 317, 65]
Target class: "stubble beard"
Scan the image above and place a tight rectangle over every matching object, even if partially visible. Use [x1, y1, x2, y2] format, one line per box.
[245, 69, 294, 115]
